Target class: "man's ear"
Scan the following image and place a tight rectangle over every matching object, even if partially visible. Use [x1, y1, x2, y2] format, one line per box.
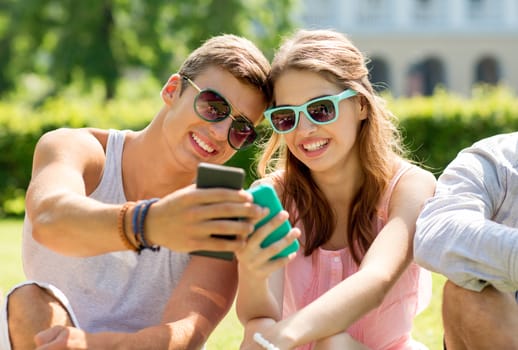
[160, 74, 181, 105]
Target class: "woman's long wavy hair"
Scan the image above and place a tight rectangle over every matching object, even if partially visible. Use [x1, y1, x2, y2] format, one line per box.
[258, 29, 406, 265]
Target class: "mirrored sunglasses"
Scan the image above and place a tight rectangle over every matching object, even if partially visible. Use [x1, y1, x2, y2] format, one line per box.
[264, 89, 358, 134]
[182, 76, 257, 150]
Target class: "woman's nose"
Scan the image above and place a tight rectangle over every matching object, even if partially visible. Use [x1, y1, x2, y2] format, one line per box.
[297, 112, 317, 134]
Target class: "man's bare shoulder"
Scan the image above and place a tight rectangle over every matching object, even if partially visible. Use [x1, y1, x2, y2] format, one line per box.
[36, 127, 107, 152]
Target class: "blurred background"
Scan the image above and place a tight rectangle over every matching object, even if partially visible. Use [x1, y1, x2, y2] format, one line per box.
[301, 0, 518, 97]
[0, 0, 297, 101]
[0, 0, 517, 217]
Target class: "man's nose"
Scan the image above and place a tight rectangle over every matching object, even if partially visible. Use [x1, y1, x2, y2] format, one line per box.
[208, 117, 232, 141]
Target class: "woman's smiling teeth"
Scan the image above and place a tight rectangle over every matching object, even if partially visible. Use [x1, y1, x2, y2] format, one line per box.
[303, 139, 328, 151]
[192, 133, 215, 153]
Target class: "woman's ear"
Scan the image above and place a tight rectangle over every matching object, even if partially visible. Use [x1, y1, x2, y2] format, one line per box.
[358, 96, 368, 120]
[160, 74, 181, 105]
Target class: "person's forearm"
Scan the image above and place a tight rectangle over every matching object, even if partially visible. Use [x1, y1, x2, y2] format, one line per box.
[237, 279, 282, 324]
[237, 265, 285, 324]
[88, 322, 206, 350]
[415, 149, 518, 291]
[416, 208, 518, 292]
[278, 270, 390, 347]
[29, 192, 126, 257]
[241, 271, 389, 350]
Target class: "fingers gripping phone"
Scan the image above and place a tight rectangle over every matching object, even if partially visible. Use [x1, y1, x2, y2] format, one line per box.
[190, 162, 245, 260]
[247, 184, 300, 260]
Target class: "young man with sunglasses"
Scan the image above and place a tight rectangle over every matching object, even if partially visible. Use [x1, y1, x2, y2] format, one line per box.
[1, 34, 271, 350]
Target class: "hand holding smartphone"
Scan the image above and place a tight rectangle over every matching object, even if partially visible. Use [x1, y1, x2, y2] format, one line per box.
[247, 184, 300, 259]
[190, 162, 245, 260]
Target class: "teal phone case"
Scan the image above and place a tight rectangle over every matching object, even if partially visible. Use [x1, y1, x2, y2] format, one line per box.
[247, 184, 299, 259]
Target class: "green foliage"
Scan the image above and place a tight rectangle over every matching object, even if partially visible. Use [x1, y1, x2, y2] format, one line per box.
[0, 0, 298, 99]
[1, 85, 517, 217]
[390, 85, 518, 176]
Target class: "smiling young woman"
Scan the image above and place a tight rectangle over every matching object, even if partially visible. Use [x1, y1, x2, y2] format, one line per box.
[235, 29, 436, 350]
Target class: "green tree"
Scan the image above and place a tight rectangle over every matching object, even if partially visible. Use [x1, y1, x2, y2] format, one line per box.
[0, 0, 22, 94]
[0, 0, 298, 100]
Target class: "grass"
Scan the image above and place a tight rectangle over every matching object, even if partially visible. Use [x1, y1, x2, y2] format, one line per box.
[0, 219, 24, 292]
[0, 218, 445, 349]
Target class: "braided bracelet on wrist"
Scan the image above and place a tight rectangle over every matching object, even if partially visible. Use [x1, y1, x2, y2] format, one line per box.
[117, 201, 138, 251]
[131, 198, 160, 253]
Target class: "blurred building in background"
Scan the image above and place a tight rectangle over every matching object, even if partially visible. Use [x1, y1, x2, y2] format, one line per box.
[298, 0, 518, 96]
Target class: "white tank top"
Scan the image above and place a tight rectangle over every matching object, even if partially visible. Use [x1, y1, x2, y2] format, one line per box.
[22, 129, 191, 333]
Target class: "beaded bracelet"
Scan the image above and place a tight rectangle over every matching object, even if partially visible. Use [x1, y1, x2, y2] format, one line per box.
[117, 201, 138, 251]
[253, 332, 280, 350]
[132, 198, 161, 254]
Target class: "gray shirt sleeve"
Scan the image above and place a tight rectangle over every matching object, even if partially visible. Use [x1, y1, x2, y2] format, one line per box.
[414, 136, 518, 292]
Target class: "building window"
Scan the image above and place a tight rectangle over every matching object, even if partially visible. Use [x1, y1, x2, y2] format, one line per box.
[367, 57, 391, 92]
[468, 0, 502, 23]
[301, 0, 334, 28]
[413, 0, 448, 26]
[406, 57, 446, 96]
[474, 56, 501, 85]
[357, 0, 393, 26]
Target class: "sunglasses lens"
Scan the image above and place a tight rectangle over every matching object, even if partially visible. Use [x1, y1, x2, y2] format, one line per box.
[307, 99, 335, 123]
[228, 118, 257, 149]
[195, 90, 231, 121]
[270, 109, 296, 132]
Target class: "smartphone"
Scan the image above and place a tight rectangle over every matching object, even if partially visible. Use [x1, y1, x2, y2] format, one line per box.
[196, 162, 245, 191]
[190, 162, 245, 260]
[247, 184, 300, 260]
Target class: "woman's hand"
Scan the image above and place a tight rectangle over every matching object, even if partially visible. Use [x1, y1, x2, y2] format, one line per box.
[236, 210, 300, 280]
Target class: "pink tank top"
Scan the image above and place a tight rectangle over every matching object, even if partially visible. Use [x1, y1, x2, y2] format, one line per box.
[282, 162, 432, 350]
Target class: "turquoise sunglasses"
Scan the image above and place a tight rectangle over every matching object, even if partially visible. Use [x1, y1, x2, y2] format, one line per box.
[264, 89, 358, 134]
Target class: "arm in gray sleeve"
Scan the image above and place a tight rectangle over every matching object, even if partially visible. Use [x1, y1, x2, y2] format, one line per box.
[414, 145, 518, 292]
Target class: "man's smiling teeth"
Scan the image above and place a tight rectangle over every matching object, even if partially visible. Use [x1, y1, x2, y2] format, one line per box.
[303, 140, 328, 151]
[192, 133, 215, 153]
